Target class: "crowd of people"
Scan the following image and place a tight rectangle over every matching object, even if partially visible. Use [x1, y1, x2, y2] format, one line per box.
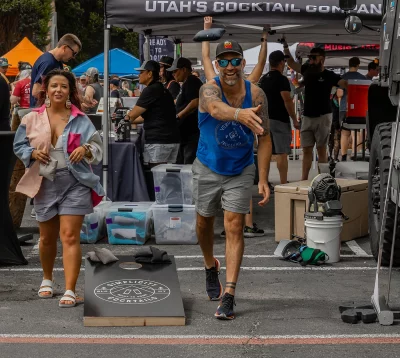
[1, 18, 377, 319]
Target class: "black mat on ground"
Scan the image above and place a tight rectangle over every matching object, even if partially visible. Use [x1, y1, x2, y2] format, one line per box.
[0, 132, 27, 265]
[84, 255, 185, 326]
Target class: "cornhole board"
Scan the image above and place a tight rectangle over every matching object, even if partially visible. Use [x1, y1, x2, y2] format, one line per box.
[84, 255, 185, 326]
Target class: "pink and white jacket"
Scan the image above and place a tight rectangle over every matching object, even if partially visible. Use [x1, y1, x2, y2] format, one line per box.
[13, 104, 104, 199]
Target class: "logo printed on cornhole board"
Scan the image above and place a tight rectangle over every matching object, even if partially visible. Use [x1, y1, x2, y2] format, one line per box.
[94, 279, 170, 305]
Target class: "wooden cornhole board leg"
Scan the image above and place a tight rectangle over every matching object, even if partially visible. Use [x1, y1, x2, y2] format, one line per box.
[84, 256, 185, 327]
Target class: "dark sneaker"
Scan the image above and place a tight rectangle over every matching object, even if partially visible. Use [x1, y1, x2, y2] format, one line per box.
[220, 230, 226, 238]
[244, 223, 265, 238]
[205, 258, 222, 301]
[215, 293, 236, 320]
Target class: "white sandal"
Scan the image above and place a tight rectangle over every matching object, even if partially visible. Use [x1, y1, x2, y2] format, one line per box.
[38, 279, 54, 299]
[59, 290, 77, 308]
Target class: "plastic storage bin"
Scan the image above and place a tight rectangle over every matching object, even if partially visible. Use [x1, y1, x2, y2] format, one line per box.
[152, 204, 198, 245]
[105, 202, 154, 245]
[151, 164, 193, 205]
[80, 201, 112, 244]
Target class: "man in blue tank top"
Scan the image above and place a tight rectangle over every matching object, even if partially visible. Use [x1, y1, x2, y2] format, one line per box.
[192, 40, 272, 320]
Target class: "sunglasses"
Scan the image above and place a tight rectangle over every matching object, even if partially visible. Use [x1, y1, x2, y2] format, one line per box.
[66, 45, 78, 58]
[308, 55, 321, 60]
[217, 58, 243, 68]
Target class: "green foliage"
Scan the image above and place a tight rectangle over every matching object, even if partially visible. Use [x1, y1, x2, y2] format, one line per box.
[0, 0, 53, 54]
[55, 0, 139, 66]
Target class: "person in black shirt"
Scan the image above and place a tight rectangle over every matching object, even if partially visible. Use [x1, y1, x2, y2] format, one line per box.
[168, 57, 203, 164]
[283, 44, 347, 180]
[125, 60, 180, 166]
[110, 79, 120, 98]
[0, 72, 11, 130]
[259, 51, 299, 184]
[159, 56, 181, 100]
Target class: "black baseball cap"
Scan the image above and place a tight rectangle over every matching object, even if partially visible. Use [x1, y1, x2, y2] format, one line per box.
[310, 47, 326, 57]
[269, 50, 285, 63]
[134, 60, 160, 72]
[216, 40, 243, 58]
[159, 56, 174, 67]
[167, 57, 192, 71]
[110, 79, 120, 86]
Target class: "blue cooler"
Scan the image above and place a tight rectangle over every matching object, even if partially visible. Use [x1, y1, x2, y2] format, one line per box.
[105, 202, 154, 245]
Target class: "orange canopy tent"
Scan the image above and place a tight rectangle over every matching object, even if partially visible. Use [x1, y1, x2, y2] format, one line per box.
[1, 37, 43, 77]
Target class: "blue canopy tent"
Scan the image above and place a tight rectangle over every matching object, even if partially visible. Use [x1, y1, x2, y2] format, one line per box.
[72, 48, 140, 77]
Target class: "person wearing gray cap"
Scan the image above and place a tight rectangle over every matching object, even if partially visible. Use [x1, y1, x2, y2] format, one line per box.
[124, 60, 180, 166]
[159, 56, 181, 100]
[193, 39, 272, 320]
[82, 67, 103, 114]
[167, 57, 203, 164]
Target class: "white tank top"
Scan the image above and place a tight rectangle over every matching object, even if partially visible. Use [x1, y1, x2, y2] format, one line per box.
[50, 136, 67, 169]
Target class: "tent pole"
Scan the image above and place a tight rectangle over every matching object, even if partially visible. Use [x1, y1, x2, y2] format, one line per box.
[144, 35, 150, 61]
[103, 24, 110, 198]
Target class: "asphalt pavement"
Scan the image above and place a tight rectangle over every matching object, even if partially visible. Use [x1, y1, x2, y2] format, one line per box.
[2, 161, 400, 358]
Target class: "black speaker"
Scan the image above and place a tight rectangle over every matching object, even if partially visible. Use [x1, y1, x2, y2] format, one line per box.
[339, 0, 357, 11]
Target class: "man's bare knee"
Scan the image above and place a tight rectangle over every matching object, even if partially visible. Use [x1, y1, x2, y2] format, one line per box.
[196, 214, 214, 231]
[303, 146, 313, 156]
[224, 212, 244, 237]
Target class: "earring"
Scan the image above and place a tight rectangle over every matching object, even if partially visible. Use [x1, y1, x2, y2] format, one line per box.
[65, 96, 72, 109]
[45, 95, 51, 108]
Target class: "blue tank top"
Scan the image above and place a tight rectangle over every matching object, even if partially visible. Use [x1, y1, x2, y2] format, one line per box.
[196, 77, 254, 176]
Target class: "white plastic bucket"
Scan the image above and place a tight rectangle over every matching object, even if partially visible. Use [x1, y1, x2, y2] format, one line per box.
[305, 216, 343, 263]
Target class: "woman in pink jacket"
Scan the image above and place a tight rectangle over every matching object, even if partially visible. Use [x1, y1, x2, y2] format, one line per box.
[14, 69, 104, 308]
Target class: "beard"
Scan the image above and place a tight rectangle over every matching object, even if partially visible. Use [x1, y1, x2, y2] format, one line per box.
[220, 70, 244, 86]
[305, 62, 323, 75]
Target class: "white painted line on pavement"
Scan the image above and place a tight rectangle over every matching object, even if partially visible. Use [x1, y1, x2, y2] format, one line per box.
[2, 333, 400, 339]
[0, 266, 387, 272]
[346, 240, 370, 257]
[50, 254, 372, 260]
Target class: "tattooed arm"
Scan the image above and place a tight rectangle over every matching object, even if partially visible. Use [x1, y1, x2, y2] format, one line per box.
[199, 81, 265, 135]
[251, 85, 272, 206]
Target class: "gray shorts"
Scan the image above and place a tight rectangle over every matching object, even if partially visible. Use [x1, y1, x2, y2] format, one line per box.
[301, 113, 332, 148]
[143, 143, 179, 164]
[192, 158, 255, 217]
[34, 168, 93, 222]
[270, 119, 292, 155]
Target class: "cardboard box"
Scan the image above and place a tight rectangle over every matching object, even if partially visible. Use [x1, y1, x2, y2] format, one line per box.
[274, 179, 368, 242]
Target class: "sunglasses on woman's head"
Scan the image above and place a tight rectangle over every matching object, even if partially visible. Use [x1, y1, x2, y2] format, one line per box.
[217, 58, 243, 68]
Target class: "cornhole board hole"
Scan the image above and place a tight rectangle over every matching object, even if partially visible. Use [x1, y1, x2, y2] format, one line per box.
[84, 256, 185, 326]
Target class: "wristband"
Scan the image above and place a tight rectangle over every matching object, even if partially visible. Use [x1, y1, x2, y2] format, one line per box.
[234, 108, 241, 121]
[260, 38, 266, 42]
[283, 45, 289, 49]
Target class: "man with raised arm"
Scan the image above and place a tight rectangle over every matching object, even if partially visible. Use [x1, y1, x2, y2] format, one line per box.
[193, 39, 272, 320]
[202, 16, 270, 238]
[283, 38, 347, 180]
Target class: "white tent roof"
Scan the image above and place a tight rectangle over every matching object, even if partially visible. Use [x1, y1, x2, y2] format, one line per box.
[242, 42, 298, 73]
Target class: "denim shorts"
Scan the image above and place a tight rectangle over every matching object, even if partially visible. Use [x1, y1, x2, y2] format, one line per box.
[34, 168, 93, 222]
